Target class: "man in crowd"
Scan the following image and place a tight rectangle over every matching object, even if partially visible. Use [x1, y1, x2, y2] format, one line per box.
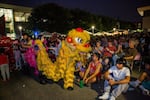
[20, 34, 28, 64]
[124, 38, 138, 70]
[20, 34, 29, 74]
[130, 57, 150, 95]
[99, 58, 130, 100]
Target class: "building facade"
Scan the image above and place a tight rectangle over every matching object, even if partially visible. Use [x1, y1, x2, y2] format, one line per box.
[0, 3, 32, 39]
[137, 6, 150, 32]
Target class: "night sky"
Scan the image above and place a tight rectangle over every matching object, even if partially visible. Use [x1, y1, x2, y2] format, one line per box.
[0, 0, 150, 22]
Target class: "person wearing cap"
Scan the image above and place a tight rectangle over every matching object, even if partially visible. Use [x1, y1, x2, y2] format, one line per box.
[99, 58, 130, 100]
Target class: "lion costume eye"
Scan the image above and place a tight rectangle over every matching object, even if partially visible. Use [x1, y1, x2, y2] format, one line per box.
[75, 37, 83, 44]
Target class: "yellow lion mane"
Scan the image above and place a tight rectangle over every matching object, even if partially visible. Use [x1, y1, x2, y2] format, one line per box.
[35, 28, 91, 89]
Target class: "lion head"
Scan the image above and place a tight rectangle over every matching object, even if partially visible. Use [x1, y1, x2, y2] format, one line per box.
[65, 28, 91, 52]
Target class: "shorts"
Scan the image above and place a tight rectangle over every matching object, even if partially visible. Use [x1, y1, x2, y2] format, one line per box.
[142, 80, 150, 90]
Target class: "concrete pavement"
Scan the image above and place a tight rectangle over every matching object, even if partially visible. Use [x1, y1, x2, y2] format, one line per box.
[0, 71, 149, 100]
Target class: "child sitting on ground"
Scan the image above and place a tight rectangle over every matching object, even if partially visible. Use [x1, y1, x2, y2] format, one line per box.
[0, 47, 10, 81]
[75, 61, 86, 81]
[75, 52, 87, 81]
[130, 57, 150, 96]
[83, 53, 102, 85]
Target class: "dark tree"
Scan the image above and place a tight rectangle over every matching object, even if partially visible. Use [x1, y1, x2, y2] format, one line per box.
[28, 3, 134, 34]
[28, 3, 70, 34]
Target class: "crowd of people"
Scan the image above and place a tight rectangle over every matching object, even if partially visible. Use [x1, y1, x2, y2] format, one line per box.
[77, 32, 150, 99]
[0, 31, 150, 100]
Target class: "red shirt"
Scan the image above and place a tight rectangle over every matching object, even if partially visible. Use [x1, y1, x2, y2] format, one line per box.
[89, 61, 101, 75]
[104, 46, 116, 57]
[0, 54, 8, 65]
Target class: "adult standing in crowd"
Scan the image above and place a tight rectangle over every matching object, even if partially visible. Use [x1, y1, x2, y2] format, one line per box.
[24, 35, 37, 75]
[20, 34, 28, 65]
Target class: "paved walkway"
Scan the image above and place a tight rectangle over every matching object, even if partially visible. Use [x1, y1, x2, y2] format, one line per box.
[0, 71, 149, 100]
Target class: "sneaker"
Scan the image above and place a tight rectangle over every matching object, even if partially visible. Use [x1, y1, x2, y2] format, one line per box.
[142, 90, 149, 96]
[128, 87, 135, 91]
[109, 95, 115, 100]
[98, 92, 109, 99]
[142, 89, 150, 96]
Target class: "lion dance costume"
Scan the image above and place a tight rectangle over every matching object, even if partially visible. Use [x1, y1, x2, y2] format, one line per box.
[35, 28, 91, 90]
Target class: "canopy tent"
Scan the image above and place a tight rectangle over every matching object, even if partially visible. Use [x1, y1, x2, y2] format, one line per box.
[92, 32, 103, 36]
[85, 30, 93, 35]
[39, 32, 52, 37]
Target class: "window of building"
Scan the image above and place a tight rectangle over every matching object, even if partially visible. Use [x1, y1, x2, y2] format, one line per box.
[0, 8, 4, 17]
[0, 8, 14, 34]
[14, 12, 30, 22]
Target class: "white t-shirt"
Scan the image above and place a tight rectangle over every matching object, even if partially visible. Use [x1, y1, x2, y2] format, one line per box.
[108, 66, 130, 81]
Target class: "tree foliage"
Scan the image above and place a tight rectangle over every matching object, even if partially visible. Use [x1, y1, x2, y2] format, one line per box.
[28, 3, 135, 34]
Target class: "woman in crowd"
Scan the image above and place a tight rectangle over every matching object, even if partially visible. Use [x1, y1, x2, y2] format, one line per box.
[112, 43, 124, 66]
[103, 40, 116, 65]
[93, 41, 104, 57]
[101, 57, 110, 74]
[24, 36, 37, 75]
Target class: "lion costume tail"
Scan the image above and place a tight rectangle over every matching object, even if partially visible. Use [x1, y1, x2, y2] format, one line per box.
[35, 40, 56, 79]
